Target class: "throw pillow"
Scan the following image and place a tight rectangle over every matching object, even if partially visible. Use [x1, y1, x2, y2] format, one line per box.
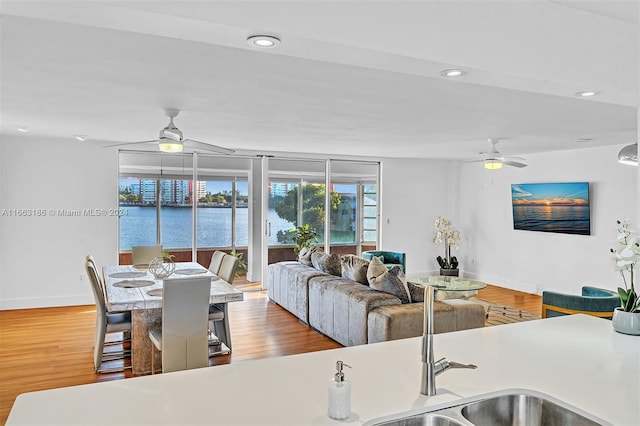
[299, 246, 321, 266]
[311, 251, 342, 276]
[407, 281, 425, 302]
[366, 257, 411, 304]
[340, 255, 370, 285]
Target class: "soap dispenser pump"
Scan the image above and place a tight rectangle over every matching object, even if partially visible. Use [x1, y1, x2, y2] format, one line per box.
[328, 360, 351, 420]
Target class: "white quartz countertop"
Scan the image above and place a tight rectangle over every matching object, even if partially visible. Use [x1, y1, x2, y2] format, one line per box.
[7, 315, 640, 425]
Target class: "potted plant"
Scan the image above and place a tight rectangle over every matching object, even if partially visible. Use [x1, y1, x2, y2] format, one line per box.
[610, 219, 640, 335]
[433, 216, 460, 276]
[229, 249, 248, 278]
[290, 224, 318, 256]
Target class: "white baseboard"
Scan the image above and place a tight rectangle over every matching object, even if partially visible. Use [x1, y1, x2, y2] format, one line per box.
[0, 294, 92, 310]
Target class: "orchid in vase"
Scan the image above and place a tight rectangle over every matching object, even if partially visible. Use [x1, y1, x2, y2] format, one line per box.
[610, 219, 640, 313]
[433, 216, 460, 270]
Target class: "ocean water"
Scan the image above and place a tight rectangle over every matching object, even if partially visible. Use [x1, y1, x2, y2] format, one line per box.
[119, 206, 296, 250]
[512, 205, 590, 235]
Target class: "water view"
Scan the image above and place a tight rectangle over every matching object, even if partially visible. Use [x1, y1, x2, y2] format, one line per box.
[119, 207, 295, 250]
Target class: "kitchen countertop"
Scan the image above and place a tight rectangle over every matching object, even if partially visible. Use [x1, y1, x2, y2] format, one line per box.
[7, 315, 640, 425]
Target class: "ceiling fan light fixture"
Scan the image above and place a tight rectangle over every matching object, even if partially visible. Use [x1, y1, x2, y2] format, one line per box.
[247, 35, 281, 48]
[158, 139, 184, 153]
[484, 159, 503, 170]
[575, 90, 597, 97]
[440, 69, 467, 77]
[618, 143, 638, 166]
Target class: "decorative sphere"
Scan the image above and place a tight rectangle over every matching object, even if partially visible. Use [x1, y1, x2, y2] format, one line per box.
[149, 256, 175, 279]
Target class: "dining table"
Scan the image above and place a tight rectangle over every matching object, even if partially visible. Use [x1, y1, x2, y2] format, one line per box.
[103, 261, 243, 375]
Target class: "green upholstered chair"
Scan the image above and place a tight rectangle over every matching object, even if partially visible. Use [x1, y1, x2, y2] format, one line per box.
[361, 251, 406, 272]
[542, 286, 620, 319]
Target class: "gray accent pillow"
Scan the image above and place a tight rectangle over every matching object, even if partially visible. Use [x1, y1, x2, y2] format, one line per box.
[311, 251, 342, 276]
[298, 246, 321, 266]
[367, 256, 411, 304]
[407, 281, 425, 302]
[340, 255, 370, 285]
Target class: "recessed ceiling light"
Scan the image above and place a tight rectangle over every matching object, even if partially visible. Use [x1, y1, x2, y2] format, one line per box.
[16, 127, 29, 132]
[440, 69, 467, 77]
[246, 35, 281, 48]
[575, 91, 597, 97]
[74, 135, 87, 142]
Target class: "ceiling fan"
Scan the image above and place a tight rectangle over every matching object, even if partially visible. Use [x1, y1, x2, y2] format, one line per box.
[471, 139, 527, 170]
[106, 108, 235, 155]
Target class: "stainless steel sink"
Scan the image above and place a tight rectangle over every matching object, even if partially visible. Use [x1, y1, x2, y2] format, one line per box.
[365, 389, 611, 426]
[460, 392, 601, 426]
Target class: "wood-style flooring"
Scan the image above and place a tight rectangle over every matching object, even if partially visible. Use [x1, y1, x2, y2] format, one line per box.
[0, 282, 540, 424]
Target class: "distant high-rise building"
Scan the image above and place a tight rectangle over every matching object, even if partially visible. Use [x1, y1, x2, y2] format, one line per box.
[140, 179, 157, 204]
[270, 182, 297, 197]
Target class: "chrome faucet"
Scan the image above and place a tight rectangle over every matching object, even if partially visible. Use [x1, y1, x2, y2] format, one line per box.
[420, 285, 477, 396]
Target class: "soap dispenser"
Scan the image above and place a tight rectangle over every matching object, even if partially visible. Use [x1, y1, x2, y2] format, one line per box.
[328, 360, 351, 420]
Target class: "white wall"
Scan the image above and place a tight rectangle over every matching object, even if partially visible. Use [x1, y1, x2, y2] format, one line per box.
[456, 144, 636, 295]
[380, 158, 454, 274]
[0, 135, 119, 309]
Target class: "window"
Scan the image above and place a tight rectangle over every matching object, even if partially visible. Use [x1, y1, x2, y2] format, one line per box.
[267, 158, 379, 253]
[363, 184, 377, 243]
[118, 152, 251, 261]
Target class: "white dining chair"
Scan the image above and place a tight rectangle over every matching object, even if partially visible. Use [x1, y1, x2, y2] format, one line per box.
[85, 259, 131, 373]
[149, 276, 211, 373]
[208, 254, 239, 353]
[208, 250, 226, 275]
[131, 245, 163, 266]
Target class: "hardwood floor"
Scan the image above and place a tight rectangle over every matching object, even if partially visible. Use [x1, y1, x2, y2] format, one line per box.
[0, 282, 540, 424]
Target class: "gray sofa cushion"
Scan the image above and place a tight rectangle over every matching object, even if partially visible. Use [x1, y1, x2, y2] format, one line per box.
[311, 251, 342, 276]
[308, 275, 400, 346]
[367, 299, 485, 343]
[267, 261, 327, 323]
[367, 257, 411, 304]
[340, 255, 370, 285]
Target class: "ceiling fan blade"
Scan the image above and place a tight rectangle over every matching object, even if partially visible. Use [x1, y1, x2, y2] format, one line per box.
[184, 139, 235, 155]
[503, 160, 528, 168]
[505, 156, 526, 161]
[103, 140, 158, 148]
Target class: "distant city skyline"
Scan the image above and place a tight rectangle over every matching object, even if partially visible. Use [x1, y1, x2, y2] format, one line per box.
[120, 178, 248, 196]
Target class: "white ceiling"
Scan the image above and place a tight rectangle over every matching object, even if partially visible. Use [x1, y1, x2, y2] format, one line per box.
[1, 0, 638, 160]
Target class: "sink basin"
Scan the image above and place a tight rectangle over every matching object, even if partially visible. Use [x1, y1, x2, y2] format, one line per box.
[364, 389, 610, 426]
[374, 414, 466, 426]
[460, 393, 602, 426]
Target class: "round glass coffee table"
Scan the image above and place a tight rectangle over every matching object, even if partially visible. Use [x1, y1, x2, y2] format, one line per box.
[407, 275, 487, 299]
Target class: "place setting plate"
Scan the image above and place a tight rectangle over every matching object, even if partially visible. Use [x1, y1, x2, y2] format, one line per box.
[174, 268, 208, 276]
[113, 280, 155, 288]
[147, 289, 163, 297]
[109, 271, 147, 279]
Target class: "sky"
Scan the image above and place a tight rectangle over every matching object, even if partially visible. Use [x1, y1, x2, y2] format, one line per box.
[511, 182, 589, 206]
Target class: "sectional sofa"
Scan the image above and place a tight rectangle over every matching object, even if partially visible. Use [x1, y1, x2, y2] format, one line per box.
[267, 251, 485, 346]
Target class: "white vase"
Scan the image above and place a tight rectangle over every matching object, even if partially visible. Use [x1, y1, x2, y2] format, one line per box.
[612, 308, 640, 335]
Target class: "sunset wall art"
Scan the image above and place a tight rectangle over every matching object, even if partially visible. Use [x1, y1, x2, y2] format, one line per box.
[511, 182, 590, 235]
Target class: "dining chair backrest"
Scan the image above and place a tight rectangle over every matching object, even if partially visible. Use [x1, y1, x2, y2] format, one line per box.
[208, 250, 226, 275]
[217, 254, 239, 284]
[85, 259, 106, 315]
[86, 255, 105, 300]
[131, 245, 163, 266]
[161, 276, 211, 372]
[85, 259, 107, 368]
